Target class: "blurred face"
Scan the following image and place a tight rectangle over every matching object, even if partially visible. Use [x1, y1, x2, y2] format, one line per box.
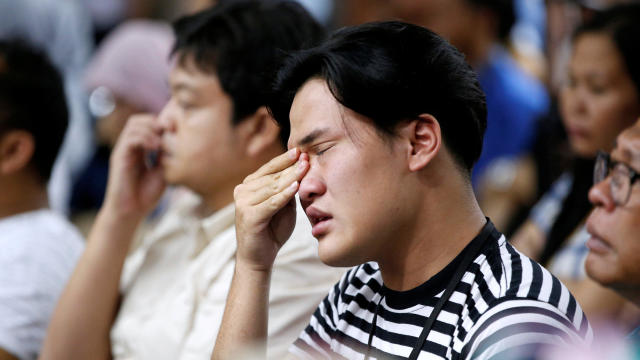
[289, 79, 414, 267]
[560, 32, 640, 158]
[157, 59, 247, 198]
[586, 121, 640, 300]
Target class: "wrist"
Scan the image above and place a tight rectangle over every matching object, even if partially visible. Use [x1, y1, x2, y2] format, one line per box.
[97, 201, 144, 230]
[234, 259, 273, 279]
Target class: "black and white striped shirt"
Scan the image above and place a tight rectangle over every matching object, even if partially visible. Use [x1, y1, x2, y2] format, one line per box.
[290, 221, 592, 359]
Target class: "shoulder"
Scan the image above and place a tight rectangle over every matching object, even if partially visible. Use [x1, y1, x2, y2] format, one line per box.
[461, 296, 591, 360]
[463, 241, 591, 358]
[0, 210, 84, 269]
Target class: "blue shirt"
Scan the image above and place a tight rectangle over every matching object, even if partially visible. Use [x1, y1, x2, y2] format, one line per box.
[473, 45, 549, 187]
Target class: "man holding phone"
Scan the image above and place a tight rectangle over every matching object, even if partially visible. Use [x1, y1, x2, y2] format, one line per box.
[41, 2, 344, 359]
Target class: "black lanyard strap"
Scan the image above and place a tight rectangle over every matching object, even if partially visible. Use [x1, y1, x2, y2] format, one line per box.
[408, 224, 492, 360]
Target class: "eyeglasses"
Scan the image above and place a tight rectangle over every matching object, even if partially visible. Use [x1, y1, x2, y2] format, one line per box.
[594, 151, 640, 206]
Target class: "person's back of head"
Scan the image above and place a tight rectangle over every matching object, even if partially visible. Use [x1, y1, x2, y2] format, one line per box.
[171, 0, 325, 123]
[0, 40, 68, 184]
[269, 20, 487, 179]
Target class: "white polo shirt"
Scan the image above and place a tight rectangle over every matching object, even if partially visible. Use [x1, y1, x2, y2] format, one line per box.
[111, 190, 345, 360]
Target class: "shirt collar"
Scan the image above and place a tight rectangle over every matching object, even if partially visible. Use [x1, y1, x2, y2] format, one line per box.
[200, 202, 235, 241]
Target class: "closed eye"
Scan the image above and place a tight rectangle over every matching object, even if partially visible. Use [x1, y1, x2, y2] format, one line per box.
[315, 144, 334, 156]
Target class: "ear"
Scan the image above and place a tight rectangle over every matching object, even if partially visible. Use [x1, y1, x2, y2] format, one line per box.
[237, 106, 281, 157]
[0, 130, 35, 175]
[397, 114, 442, 172]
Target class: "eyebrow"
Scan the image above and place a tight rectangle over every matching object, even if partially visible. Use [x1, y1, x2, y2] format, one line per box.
[296, 128, 329, 147]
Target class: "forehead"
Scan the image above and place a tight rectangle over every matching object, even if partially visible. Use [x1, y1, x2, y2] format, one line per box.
[168, 60, 221, 93]
[287, 78, 385, 150]
[571, 33, 623, 71]
[613, 122, 640, 168]
[287, 79, 345, 149]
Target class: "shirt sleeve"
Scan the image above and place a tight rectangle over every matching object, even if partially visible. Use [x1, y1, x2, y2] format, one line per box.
[460, 298, 592, 360]
[0, 249, 61, 360]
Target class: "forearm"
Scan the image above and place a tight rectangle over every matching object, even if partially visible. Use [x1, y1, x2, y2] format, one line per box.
[40, 207, 142, 360]
[212, 262, 272, 360]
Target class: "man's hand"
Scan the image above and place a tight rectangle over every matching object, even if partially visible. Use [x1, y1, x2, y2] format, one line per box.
[233, 148, 309, 271]
[103, 114, 166, 220]
[213, 148, 310, 359]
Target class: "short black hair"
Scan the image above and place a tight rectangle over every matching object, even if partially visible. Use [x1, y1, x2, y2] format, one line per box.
[171, 0, 325, 124]
[574, 3, 640, 101]
[466, 0, 515, 41]
[0, 40, 68, 182]
[269, 21, 487, 175]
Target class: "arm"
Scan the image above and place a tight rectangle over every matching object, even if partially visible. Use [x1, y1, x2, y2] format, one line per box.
[463, 299, 591, 360]
[40, 115, 166, 360]
[0, 348, 17, 360]
[265, 220, 346, 359]
[212, 149, 309, 360]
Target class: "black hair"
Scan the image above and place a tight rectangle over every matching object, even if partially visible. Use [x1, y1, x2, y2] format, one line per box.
[466, 0, 515, 40]
[573, 3, 640, 101]
[171, 0, 325, 124]
[0, 40, 68, 182]
[268, 21, 487, 175]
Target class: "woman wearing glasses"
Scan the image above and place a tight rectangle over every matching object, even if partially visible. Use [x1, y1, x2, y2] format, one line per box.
[511, 3, 640, 332]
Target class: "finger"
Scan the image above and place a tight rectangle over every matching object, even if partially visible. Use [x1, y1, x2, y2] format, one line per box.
[244, 148, 300, 183]
[243, 159, 309, 205]
[251, 180, 300, 220]
[121, 114, 160, 138]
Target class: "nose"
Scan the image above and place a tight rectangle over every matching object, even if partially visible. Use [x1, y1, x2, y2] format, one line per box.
[156, 99, 177, 132]
[561, 85, 587, 119]
[588, 177, 615, 212]
[298, 168, 326, 205]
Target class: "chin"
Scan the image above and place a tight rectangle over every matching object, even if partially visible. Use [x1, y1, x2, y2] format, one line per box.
[585, 253, 618, 287]
[161, 167, 182, 185]
[317, 235, 365, 268]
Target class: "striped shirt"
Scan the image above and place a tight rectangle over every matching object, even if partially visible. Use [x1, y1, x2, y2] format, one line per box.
[290, 221, 592, 359]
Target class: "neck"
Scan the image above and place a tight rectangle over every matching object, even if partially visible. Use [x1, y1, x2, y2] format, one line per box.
[195, 185, 235, 218]
[0, 175, 49, 219]
[378, 167, 486, 291]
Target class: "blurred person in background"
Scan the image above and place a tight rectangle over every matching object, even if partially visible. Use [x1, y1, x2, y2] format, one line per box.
[0, 40, 84, 360]
[40, 2, 345, 360]
[70, 20, 173, 233]
[478, 0, 640, 238]
[511, 3, 640, 332]
[0, 0, 94, 215]
[585, 118, 640, 358]
[388, 0, 550, 191]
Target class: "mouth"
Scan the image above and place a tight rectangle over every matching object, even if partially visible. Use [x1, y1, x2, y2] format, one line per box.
[305, 206, 333, 237]
[566, 126, 589, 140]
[586, 219, 612, 255]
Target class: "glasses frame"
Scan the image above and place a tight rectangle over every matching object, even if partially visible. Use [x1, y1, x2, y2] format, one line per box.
[594, 150, 640, 206]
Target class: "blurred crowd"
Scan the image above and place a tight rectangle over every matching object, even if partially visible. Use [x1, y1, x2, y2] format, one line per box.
[2, 0, 640, 359]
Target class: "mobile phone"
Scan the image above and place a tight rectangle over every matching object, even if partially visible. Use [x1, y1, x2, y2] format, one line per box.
[145, 150, 159, 169]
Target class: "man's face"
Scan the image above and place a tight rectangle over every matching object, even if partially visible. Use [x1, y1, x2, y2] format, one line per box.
[586, 121, 640, 298]
[288, 79, 416, 267]
[157, 59, 247, 197]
